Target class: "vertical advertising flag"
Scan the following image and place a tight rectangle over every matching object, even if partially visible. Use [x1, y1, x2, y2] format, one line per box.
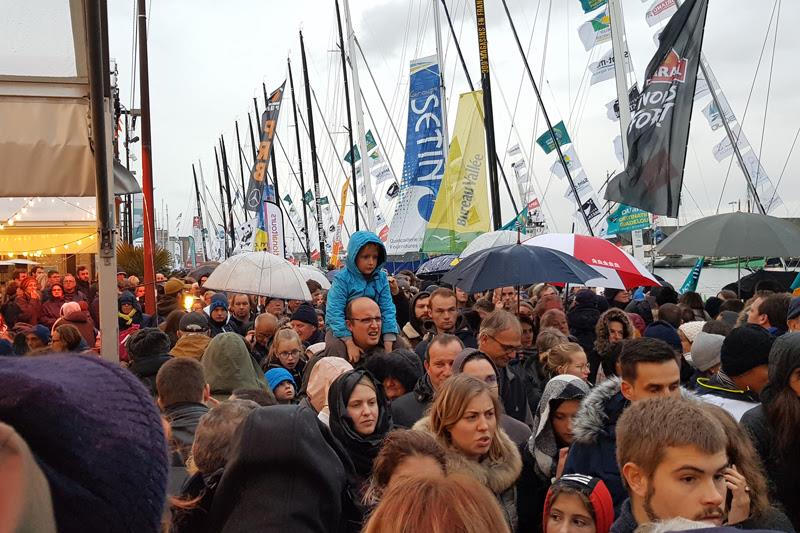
[387, 56, 447, 255]
[604, 0, 709, 217]
[245, 82, 285, 213]
[330, 178, 350, 268]
[264, 201, 285, 257]
[422, 91, 490, 254]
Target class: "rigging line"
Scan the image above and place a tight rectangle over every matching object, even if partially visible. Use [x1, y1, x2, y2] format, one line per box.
[767, 125, 799, 212]
[526, 0, 553, 170]
[273, 132, 319, 225]
[690, 144, 713, 208]
[756, 0, 780, 196]
[354, 36, 405, 151]
[715, 0, 779, 213]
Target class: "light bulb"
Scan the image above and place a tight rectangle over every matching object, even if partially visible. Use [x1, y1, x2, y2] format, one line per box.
[50, 247, 56, 253]
[64, 244, 69, 249]
[7, 220, 13, 226]
[77, 240, 82, 245]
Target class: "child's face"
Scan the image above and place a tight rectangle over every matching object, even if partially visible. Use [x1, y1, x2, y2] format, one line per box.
[275, 381, 296, 402]
[356, 243, 380, 276]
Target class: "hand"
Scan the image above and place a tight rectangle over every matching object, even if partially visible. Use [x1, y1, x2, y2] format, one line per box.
[724, 465, 751, 525]
[244, 330, 256, 348]
[388, 276, 399, 296]
[384, 340, 394, 352]
[555, 447, 570, 479]
[345, 340, 362, 364]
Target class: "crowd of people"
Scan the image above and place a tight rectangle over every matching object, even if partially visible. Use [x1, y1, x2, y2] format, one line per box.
[2, 230, 800, 532]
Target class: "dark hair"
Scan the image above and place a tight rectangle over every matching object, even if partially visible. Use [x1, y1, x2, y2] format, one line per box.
[47, 270, 59, 277]
[361, 349, 423, 393]
[425, 334, 463, 363]
[230, 388, 277, 406]
[759, 293, 791, 331]
[306, 279, 323, 294]
[702, 319, 732, 337]
[655, 286, 679, 306]
[619, 337, 680, 382]
[162, 309, 186, 348]
[678, 291, 704, 312]
[763, 333, 800, 461]
[54, 324, 83, 351]
[156, 358, 207, 407]
[717, 289, 738, 300]
[677, 304, 696, 324]
[77, 265, 88, 273]
[657, 303, 682, 329]
[191, 399, 259, 474]
[602, 339, 628, 379]
[473, 298, 495, 314]
[718, 299, 744, 315]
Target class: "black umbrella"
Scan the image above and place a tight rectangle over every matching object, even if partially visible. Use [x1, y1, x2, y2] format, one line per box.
[416, 254, 458, 280]
[721, 270, 798, 301]
[440, 244, 603, 293]
[188, 262, 219, 280]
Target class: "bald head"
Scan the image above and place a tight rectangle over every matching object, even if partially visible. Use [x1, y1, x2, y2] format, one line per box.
[254, 313, 278, 348]
[346, 297, 382, 349]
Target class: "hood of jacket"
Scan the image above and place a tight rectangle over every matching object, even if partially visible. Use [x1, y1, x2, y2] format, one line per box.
[306, 357, 354, 414]
[567, 305, 601, 333]
[63, 310, 89, 324]
[129, 353, 172, 378]
[571, 377, 627, 445]
[201, 332, 267, 398]
[413, 416, 522, 495]
[170, 334, 211, 360]
[406, 290, 431, 334]
[412, 373, 436, 404]
[344, 230, 386, 278]
[593, 308, 634, 357]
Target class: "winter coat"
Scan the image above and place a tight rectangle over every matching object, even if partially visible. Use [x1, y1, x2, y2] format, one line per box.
[128, 353, 172, 396]
[201, 332, 269, 401]
[499, 361, 533, 425]
[15, 293, 42, 326]
[169, 334, 211, 360]
[53, 310, 97, 347]
[696, 373, 760, 422]
[564, 377, 629, 511]
[568, 304, 601, 356]
[392, 290, 410, 337]
[413, 416, 522, 530]
[609, 499, 637, 533]
[325, 231, 398, 340]
[63, 288, 87, 303]
[164, 402, 209, 465]
[40, 297, 66, 328]
[318, 328, 386, 362]
[170, 469, 222, 533]
[391, 373, 435, 428]
[207, 314, 237, 338]
[157, 295, 181, 322]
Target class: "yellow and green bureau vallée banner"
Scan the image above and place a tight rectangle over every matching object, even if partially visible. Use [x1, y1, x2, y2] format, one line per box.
[422, 91, 490, 254]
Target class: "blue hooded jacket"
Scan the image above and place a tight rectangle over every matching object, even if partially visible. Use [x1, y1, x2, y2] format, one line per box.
[325, 231, 398, 340]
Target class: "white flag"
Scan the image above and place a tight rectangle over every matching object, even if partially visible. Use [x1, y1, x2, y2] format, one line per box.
[613, 136, 624, 164]
[577, 8, 611, 51]
[712, 126, 749, 162]
[646, 0, 677, 27]
[564, 170, 594, 202]
[589, 48, 631, 85]
[549, 146, 582, 179]
[701, 100, 735, 131]
[694, 74, 710, 99]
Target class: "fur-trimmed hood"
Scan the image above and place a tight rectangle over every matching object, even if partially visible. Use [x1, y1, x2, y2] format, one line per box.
[412, 416, 522, 495]
[593, 308, 634, 357]
[571, 378, 626, 445]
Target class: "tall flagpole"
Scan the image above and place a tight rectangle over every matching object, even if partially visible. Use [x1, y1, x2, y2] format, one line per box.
[288, 57, 312, 264]
[433, 0, 449, 148]
[192, 164, 209, 261]
[342, 0, 375, 231]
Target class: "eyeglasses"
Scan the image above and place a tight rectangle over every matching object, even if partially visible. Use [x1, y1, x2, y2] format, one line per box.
[349, 316, 383, 325]
[488, 334, 522, 354]
[277, 349, 302, 359]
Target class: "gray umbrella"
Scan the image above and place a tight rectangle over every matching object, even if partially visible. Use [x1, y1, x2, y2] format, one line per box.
[656, 212, 800, 257]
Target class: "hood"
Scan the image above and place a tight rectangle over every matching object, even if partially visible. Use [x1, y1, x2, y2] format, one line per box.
[307, 357, 353, 413]
[63, 310, 88, 324]
[452, 348, 499, 376]
[529, 375, 591, 479]
[201, 332, 267, 397]
[208, 405, 354, 532]
[593, 308, 634, 356]
[344, 230, 386, 278]
[567, 306, 601, 332]
[117, 290, 139, 311]
[407, 290, 431, 333]
[762, 331, 800, 404]
[413, 416, 522, 495]
[170, 334, 211, 360]
[571, 378, 625, 445]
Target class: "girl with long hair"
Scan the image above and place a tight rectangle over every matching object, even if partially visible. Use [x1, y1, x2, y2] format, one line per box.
[264, 327, 306, 385]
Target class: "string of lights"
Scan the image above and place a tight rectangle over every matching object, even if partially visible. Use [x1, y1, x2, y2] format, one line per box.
[1, 233, 96, 258]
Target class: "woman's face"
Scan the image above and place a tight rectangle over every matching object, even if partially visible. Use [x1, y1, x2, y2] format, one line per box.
[679, 330, 692, 355]
[347, 383, 379, 436]
[51, 286, 63, 298]
[551, 399, 581, 446]
[135, 286, 146, 298]
[389, 455, 444, 489]
[561, 351, 590, 382]
[546, 492, 597, 533]
[448, 391, 496, 460]
[613, 290, 631, 304]
[120, 303, 134, 315]
[276, 340, 302, 370]
[51, 331, 63, 352]
[455, 287, 468, 305]
[521, 322, 534, 347]
[540, 287, 558, 300]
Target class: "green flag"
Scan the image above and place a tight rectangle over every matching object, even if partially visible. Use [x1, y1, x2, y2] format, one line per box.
[318, 196, 329, 206]
[536, 121, 571, 154]
[343, 130, 378, 164]
[303, 190, 315, 205]
[579, 0, 607, 14]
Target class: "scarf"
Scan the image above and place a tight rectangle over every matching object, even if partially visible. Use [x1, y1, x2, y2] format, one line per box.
[118, 309, 137, 327]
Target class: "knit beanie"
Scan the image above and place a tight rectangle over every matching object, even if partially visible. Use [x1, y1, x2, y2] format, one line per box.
[127, 327, 171, 359]
[164, 277, 184, 296]
[265, 367, 296, 392]
[679, 320, 705, 344]
[0, 355, 168, 533]
[721, 325, 774, 377]
[0, 339, 14, 355]
[118, 290, 137, 307]
[291, 302, 318, 327]
[644, 320, 681, 352]
[28, 324, 52, 345]
[543, 474, 614, 533]
[690, 332, 725, 371]
[209, 293, 228, 313]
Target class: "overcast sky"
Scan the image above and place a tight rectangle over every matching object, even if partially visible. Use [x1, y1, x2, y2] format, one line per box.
[104, 0, 800, 251]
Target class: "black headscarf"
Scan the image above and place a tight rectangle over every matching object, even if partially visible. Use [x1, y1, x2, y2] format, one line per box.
[328, 369, 392, 480]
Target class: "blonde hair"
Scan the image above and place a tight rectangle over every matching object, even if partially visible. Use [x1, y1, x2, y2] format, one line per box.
[545, 342, 585, 377]
[428, 375, 504, 462]
[267, 328, 303, 365]
[362, 473, 510, 533]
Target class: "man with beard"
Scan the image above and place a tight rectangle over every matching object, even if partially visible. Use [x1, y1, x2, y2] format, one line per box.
[611, 397, 728, 532]
[228, 293, 255, 335]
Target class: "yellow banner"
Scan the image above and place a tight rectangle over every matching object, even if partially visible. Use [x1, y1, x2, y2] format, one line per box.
[422, 91, 490, 254]
[330, 178, 350, 267]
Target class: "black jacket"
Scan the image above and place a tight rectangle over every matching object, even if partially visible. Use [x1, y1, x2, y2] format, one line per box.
[567, 304, 601, 356]
[498, 362, 532, 425]
[391, 374, 435, 428]
[129, 353, 172, 396]
[164, 402, 209, 465]
[170, 469, 222, 533]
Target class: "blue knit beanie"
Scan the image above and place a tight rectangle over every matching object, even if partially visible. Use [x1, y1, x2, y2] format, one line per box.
[265, 367, 296, 392]
[209, 293, 228, 313]
[0, 355, 168, 533]
[27, 324, 52, 345]
[0, 338, 14, 355]
[644, 320, 682, 352]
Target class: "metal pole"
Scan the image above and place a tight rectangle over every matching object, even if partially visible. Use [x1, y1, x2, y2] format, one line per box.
[474, 0, 502, 230]
[300, 31, 328, 266]
[192, 164, 209, 261]
[433, 0, 449, 148]
[213, 147, 229, 257]
[342, 0, 375, 231]
[608, 0, 631, 159]
[235, 120, 247, 218]
[335, 0, 361, 230]
[220, 135, 237, 253]
[498, 0, 594, 235]
[247, 111, 258, 162]
[288, 57, 312, 264]
[136, 0, 157, 314]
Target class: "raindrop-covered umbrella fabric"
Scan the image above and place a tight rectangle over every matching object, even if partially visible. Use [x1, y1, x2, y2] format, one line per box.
[202, 252, 312, 300]
[416, 254, 459, 278]
[298, 265, 332, 290]
[657, 212, 800, 257]
[188, 262, 219, 280]
[459, 230, 520, 259]
[525, 233, 660, 289]
[441, 244, 603, 293]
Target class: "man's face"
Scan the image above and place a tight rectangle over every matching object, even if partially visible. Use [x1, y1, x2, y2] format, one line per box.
[287, 299, 303, 313]
[628, 446, 727, 526]
[17, 272, 28, 282]
[48, 272, 61, 286]
[254, 320, 276, 348]
[291, 320, 317, 342]
[622, 361, 681, 402]
[117, 273, 126, 283]
[478, 327, 522, 368]
[788, 316, 800, 333]
[63, 275, 76, 291]
[608, 320, 625, 343]
[155, 273, 167, 282]
[78, 269, 90, 282]
[425, 340, 462, 391]
[500, 287, 517, 306]
[747, 298, 767, 327]
[266, 299, 285, 316]
[199, 275, 208, 286]
[26, 334, 45, 350]
[430, 295, 457, 333]
[414, 296, 431, 321]
[355, 243, 380, 276]
[232, 295, 251, 319]
[346, 299, 382, 349]
[211, 307, 227, 322]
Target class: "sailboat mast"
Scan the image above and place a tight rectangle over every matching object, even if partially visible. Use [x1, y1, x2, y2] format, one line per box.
[213, 146, 229, 257]
[234, 120, 247, 219]
[474, 0, 503, 230]
[287, 58, 312, 264]
[342, 0, 375, 231]
[219, 135, 237, 254]
[192, 164, 209, 261]
[335, 0, 361, 231]
[608, 0, 632, 159]
[433, 0, 449, 148]
[300, 31, 328, 266]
